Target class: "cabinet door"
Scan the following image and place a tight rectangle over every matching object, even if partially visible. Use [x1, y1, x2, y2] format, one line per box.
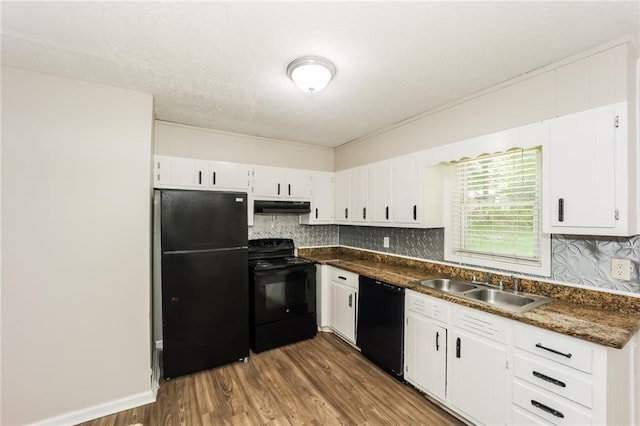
[171, 157, 197, 187]
[368, 161, 393, 223]
[334, 170, 351, 223]
[253, 165, 284, 198]
[544, 104, 619, 231]
[154, 155, 172, 187]
[210, 161, 250, 191]
[393, 155, 422, 225]
[349, 166, 369, 223]
[447, 329, 508, 425]
[331, 281, 356, 344]
[405, 313, 447, 401]
[301, 172, 334, 224]
[285, 169, 312, 199]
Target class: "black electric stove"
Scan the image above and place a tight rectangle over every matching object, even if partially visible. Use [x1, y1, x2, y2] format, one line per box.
[248, 239, 317, 353]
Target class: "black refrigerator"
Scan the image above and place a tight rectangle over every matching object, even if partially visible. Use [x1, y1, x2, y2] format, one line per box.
[157, 189, 249, 379]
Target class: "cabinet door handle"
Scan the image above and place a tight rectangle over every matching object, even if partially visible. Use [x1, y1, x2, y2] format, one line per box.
[436, 331, 440, 351]
[532, 371, 566, 388]
[531, 400, 564, 419]
[535, 343, 572, 358]
[198, 171, 202, 184]
[315, 208, 318, 219]
[288, 184, 291, 196]
[345, 208, 348, 219]
[277, 183, 281, 195]
[338, 276, 347, 280]
[363, 207, 366, 219]
[558, 198, 564, 222]
[456, 337, 461, 358]
[212, 172, 216, 185]
[348, 294, 352, 307]
[385, 206, 389, 220]
[413, 205, 417, 221]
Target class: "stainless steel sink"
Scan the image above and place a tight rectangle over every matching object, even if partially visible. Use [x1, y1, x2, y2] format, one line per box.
[414, 278, 478, 294]
[461, 288, 551, 313]
[413, 277, 552, 314]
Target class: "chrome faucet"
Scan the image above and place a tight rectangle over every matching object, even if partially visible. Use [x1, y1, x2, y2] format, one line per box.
[511, 275, 520, 293]
[484, 272, 493, 286]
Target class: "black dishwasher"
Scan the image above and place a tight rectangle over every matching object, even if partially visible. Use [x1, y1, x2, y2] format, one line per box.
[356, 276, 405, 382]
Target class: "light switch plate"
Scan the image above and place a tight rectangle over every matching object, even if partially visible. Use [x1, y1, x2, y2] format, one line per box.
[383, 237, 390, 248]
[611, 258, 631, 281]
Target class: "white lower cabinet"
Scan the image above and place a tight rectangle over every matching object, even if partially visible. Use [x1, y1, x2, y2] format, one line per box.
[447, 307, 510, 426]
[325, 266, 358, 345]
[404, 291, 448, 402]
[404, 290, 636, 425]
[512, 322, 634, 425]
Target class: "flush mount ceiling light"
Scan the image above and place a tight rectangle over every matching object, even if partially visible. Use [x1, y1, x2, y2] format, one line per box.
[287, 56, 336, 93]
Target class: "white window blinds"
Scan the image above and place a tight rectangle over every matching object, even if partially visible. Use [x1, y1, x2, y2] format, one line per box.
[450, 147, 542, 266]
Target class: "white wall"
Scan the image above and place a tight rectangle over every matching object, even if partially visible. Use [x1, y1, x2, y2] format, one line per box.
[336, 38, 635, 170]
[155, 120, 334, 172]
[1, 67, 154, 424]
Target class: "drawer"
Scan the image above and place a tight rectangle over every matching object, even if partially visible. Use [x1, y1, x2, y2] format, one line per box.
[452, 304, 509, 344]
[329, 267, 358, 289]
[513, 406, 554, 426]
[431, 300, 450, 323]
[406, 290, 450, 321]
[406, 291, 429, 316]
[514, 353, 592, 408]
[514, 323, 593, 373]
[513, 381, 592, 426]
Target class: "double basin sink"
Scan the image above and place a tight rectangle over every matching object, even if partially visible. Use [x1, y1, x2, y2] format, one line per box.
[413, 277, 551, 314]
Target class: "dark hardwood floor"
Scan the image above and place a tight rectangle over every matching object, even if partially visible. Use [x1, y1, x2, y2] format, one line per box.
[79, 332, 464, 425]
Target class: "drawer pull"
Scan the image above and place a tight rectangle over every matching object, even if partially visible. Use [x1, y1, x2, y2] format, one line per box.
[338, 276, 347, 280]
[531, 399, 564, 419]
[533, 371, 566, 388]
[535, 343, 572, 359]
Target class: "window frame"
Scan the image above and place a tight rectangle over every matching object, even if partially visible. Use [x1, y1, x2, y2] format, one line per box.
[443, 141, 550, 277]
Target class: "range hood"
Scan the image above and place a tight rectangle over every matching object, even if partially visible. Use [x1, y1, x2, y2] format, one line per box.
[254, 200, 311, 214]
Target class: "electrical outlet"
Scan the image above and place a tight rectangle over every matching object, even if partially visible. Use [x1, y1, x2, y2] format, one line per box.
[383, 237, 390, 248]
[611, 258, 631, 281]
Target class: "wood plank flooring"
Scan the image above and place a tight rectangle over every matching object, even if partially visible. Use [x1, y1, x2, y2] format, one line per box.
[79, 332, 464, 425]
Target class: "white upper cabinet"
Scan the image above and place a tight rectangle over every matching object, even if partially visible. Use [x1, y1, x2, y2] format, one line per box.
[393, 154, 425, 225]
[334, 170, 351, 224]
[208, 161, 250, 191]
[154, 155, 249, 192]
[543, 102, 635, 236]
[349, 166, 369, 224]
[368, 160, 393, 224]
[300, 171, 334, 225]
[252, 165, 312, 200]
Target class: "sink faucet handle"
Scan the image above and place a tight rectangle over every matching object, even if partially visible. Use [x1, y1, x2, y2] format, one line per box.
[511, 275, 520, 293]
[498, 280, 504, 290]
[472, 274, 477, 283]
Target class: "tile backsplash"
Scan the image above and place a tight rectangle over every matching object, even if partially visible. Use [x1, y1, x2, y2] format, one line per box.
[249, 214, 338, 247]
[249, 215, 640, 294]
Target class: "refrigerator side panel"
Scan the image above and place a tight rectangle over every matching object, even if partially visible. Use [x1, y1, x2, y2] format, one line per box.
[153, 190, 163, 344]
[161, 189, 248, 251]
[161, 248, 249, 379]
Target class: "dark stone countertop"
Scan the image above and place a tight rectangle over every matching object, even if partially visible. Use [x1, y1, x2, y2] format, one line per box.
[299, 246, 640, 349]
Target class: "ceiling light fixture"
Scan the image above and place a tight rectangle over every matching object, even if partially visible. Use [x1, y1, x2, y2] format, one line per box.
[287, 56, 336, 93]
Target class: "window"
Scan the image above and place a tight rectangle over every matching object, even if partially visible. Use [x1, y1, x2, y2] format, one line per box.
[445, 147, 550, 276]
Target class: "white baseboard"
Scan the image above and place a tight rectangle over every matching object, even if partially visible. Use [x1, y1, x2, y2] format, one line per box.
[34, 390, 155, 426]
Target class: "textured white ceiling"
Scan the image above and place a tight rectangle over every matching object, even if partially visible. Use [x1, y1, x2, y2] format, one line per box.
[2, 2, 638, 147]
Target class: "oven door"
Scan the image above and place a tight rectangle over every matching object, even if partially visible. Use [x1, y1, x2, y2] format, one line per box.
[252, 265, 316, 325]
